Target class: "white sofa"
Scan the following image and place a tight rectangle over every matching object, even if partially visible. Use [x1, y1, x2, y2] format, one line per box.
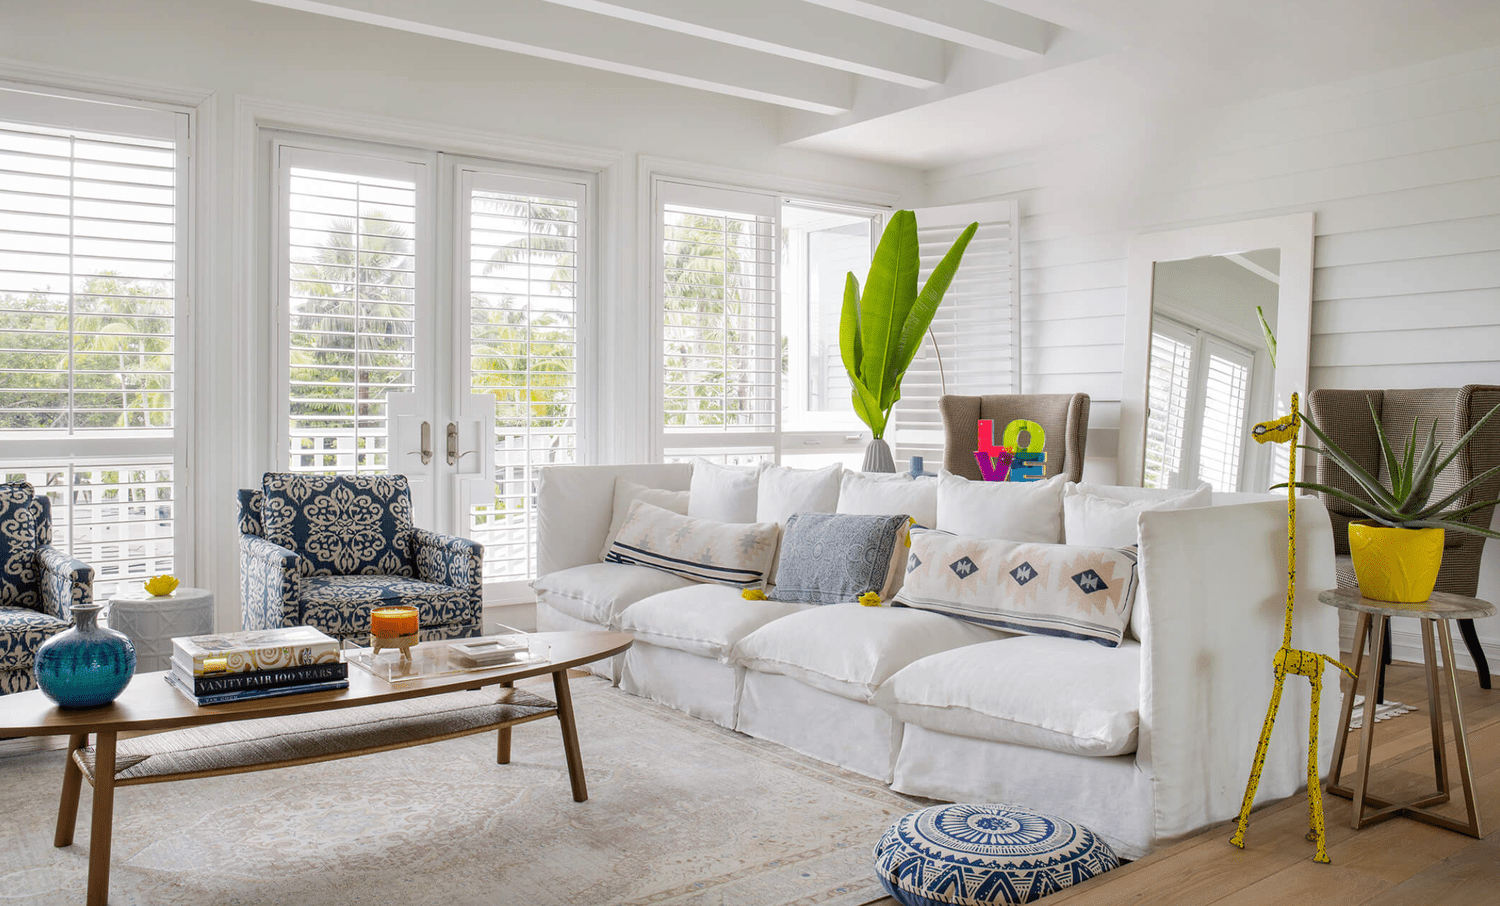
[533, 463, 1340, 860]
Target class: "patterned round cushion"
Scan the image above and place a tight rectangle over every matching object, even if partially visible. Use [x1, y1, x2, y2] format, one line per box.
[873, 804, 1119, 906]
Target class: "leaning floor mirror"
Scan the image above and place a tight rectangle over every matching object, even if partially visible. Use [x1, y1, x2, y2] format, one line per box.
[1119, 213, 1315, 492]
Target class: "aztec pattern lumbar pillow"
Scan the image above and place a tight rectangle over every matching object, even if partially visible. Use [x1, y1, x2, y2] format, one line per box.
[0, 481, 38, 607]
[605, 500, 779, 589]
[261, 473, 415, 577]
[895, 528, 1138, 647]
[768, 512, 910, 605]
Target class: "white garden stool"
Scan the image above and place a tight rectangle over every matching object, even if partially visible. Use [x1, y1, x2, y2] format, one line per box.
[107, 587, 215, 672]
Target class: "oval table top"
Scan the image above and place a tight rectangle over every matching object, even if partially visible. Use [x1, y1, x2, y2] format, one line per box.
[0, 630, 632, 738]
[1317, 587, 1497, 621]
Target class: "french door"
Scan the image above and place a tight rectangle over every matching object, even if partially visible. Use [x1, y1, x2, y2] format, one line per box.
[273, 137, 591, 601]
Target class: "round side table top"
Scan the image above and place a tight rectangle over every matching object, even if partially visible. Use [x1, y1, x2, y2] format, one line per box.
[108, 586, 213, 608]
[1318, 587, 1496, 621]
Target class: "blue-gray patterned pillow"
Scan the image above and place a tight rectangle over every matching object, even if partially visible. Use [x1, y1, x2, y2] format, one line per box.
[261, 473, 414, 577]
[0, 482, 38, 608]
[768, 512, 910, 605]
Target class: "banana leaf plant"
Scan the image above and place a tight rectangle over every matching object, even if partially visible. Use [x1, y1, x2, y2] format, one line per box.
[1276, 396, 1500, 539]
[840, 211, 979, 439]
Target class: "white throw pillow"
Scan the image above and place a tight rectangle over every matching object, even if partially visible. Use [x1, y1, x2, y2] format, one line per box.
[687, 460, 765, 524]
[1062, 484, 1212, 548]
[531, 562, 697, 628]
[728, 603, 1004, 702]
[895, 528, 1140, 647]
[756, 462, 843, 525]
[598, 478, 691, 561]
[837, 472, 938, 528]
[936, 471, 1066, 543]
[873, 635, 1142, 757]
[618, 584, 811, 660]
[1067, 480, 1212, 505]
[606, 500, 779, 589]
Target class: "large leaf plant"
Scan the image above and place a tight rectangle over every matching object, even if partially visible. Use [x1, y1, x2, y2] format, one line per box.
[840, 211, 979, 439]
[1279, 397, 1500, 539]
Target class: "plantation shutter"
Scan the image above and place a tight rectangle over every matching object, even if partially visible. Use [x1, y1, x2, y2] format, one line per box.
[0, 87, 186, 596]
[893, 200, 1019, 461]
[277, 146, 420, 475]
[656, 180, 779, 462]
[1142, 319, 1194, 490]
[462, 169, 585, 585]
[1195, 337, 1253, 492]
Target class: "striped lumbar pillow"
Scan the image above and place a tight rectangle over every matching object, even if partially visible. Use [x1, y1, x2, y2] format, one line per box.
[894, 528, 1139, 647]
[605, 500, 780, 590]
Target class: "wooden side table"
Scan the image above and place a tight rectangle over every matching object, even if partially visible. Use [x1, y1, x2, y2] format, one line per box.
[1320, 587, 1495, 837]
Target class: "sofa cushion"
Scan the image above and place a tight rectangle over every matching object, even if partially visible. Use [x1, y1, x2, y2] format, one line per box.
[299, 575, 473, 638]
[1067, 480, 1212, 505]
[619, 584, 811, 659]
[598, 479, 690, 561]
[937, 472, 1065, 543]
[0, 482, 37, 609]
[606, 500, 779, 590]
[729, 603, 1004, 702]
[874, 636, 1141, 757]
[261, 473, 414, 577]
[769, 512, 910, 605]
[1062, 483, 1211, 548]
[687, 460, 764, 524]
[532, 562, 697, 628]
[837, 472, 938, 528]
[756, 463, 843, 525]
[0, 604, 69, 671]
[896, 529, 1139, 648]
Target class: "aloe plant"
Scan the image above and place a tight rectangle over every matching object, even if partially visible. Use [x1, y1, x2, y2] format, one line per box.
[1278, 396, 1500, 539]
[840, 211, 978, 439]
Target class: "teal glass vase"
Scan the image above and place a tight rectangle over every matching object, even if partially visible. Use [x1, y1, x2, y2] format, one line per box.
[35, 603, 136, 708]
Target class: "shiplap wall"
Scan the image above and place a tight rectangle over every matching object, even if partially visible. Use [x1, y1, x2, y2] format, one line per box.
[926, 43, 1500, 668]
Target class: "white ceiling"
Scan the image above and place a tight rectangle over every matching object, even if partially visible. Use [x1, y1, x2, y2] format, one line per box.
[242, 0, 1500, 169]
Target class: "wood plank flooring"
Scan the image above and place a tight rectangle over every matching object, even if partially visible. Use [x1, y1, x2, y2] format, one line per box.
[870, 657, 1500, 906]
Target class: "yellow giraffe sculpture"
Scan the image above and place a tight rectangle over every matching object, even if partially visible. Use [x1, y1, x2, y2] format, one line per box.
[1229, 392, 1357, 864]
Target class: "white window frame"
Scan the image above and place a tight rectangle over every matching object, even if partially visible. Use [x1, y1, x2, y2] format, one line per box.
[1145, 314, 1257, 492]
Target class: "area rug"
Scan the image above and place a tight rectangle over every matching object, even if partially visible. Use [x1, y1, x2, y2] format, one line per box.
[0, 677, 923, 906]
[1347, 693, 1417, 730]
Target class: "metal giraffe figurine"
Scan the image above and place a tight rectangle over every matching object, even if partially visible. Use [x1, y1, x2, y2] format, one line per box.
[1229, 391, 1357, 864]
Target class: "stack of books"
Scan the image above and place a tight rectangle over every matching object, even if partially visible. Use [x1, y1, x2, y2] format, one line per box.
[166, 626, 349, 705]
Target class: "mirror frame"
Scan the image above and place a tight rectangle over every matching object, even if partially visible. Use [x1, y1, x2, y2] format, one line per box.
[1118, 212, 1315, 487]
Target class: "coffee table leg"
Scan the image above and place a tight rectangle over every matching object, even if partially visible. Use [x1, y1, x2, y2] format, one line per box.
[497, 680, 513, 765]
[552, 670, 587, 802]
[54, 732, 89, 848]
[87, 731, 117, 906]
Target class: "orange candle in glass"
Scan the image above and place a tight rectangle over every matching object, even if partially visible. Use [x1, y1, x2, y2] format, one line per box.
[371, 605, 420, 638]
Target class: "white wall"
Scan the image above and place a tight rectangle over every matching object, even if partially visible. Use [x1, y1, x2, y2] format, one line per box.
[0, 0, 924, 630]
[926, 43, 1500, 670]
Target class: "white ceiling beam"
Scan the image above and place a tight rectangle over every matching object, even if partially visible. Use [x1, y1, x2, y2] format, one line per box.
[1224, 253, 1281, 285]
[534, 0, 945, 88]
[242, 0, 855, 114]
[800, 0, 1054, 59]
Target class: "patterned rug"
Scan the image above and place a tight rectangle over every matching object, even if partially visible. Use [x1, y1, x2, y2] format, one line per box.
[0, 677, 923, 906]
[1347, 694, 1418, 730]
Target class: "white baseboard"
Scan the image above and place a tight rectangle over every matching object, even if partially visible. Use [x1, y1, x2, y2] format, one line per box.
[484, 600, 537, 633]
[1337, 611, 1495, 676]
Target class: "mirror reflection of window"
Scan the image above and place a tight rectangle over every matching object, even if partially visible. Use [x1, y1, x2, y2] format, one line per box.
[1143, 249, 1280, 492]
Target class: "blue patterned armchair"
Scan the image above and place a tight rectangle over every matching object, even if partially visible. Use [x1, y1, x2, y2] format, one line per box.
[1, 482, 93, 694]
[238, 473, 484, 642]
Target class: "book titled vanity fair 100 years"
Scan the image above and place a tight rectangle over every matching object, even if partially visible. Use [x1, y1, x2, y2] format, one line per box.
[173, 626, 341, 676]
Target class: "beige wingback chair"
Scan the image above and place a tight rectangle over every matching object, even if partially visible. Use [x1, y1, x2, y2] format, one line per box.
[939, 393, 1091, 484]
[1307, 385, 1500, 695]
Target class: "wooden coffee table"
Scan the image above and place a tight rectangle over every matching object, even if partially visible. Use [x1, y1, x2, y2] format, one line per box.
[0, 630, 632, 906]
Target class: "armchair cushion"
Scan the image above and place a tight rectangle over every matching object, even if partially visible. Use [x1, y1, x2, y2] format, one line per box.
[0, 482, 38, 608]
[300, 575, 474, 638]
[261, 473, 415, 577]
[0, 605, 70, 671]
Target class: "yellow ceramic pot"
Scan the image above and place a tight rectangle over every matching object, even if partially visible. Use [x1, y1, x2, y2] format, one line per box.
[1347, 522, 1444, 603]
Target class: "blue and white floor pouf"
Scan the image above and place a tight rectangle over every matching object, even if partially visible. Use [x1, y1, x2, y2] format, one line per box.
[873, 804, 1120, 905]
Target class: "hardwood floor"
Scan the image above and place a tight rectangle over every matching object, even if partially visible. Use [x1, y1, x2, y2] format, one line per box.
[870, 657, 1500, 906]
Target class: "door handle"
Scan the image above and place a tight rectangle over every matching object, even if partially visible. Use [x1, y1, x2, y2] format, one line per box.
[406, 420, 432, 465]
[447, 421, 478, 467]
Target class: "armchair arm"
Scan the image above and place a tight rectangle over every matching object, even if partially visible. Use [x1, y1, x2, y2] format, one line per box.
[37, 545, 93, 622]
[240, 534, 305, 631]
[411, 529, 483, 618]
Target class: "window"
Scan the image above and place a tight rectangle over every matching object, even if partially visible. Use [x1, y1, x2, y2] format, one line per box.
[1142, 315, 1255, 493]
[0, 87, 187, 596]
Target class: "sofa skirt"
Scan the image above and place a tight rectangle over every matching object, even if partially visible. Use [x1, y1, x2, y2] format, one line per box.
[891, 724, 1156, 860]
[535, 600, 621, 684]
[735, 670, 903, 783]
[620, 643, 741, 729]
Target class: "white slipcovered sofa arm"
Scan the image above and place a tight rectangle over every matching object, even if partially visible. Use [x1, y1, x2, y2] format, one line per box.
[536, 463, 693, 576]
[1135, 497, 1339, 845]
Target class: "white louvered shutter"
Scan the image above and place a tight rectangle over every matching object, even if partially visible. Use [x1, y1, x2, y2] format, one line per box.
[894, 200, 1019, 461]
[1143, 318, 1194, 490]
[1195, 337, 1253, 493]
[656, 181, 779, 463]
[0, 88, 186, 597]
[278, 147, 420, 475]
